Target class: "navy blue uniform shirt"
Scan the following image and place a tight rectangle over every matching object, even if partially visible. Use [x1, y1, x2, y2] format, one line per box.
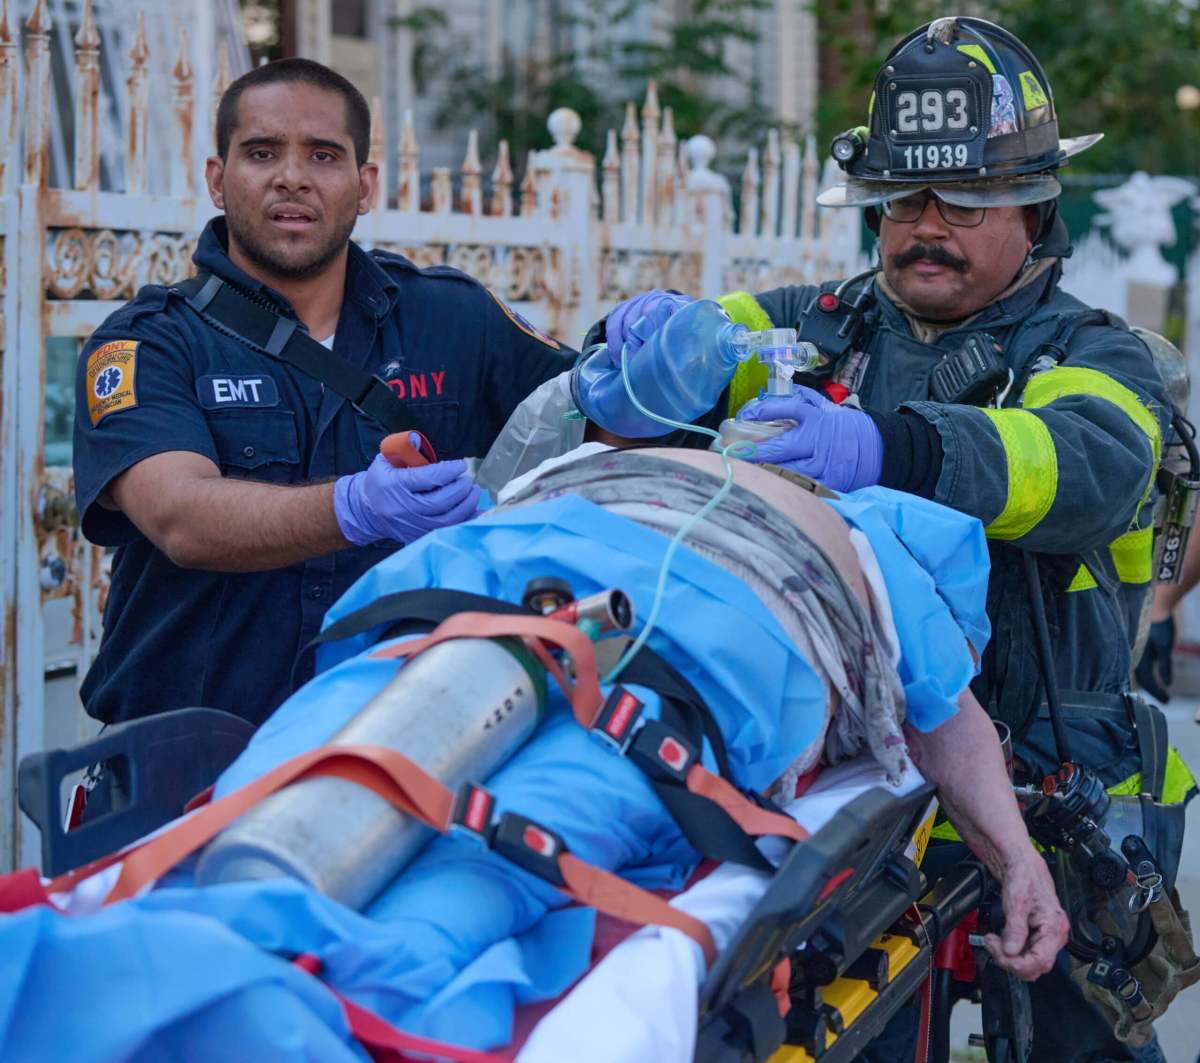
[74, 218, 573, 726]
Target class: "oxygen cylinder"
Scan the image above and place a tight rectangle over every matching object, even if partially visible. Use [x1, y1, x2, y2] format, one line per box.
[195, 637, 547, 910]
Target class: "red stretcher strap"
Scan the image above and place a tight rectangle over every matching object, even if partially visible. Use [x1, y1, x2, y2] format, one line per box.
[294, 954, 508, 1063]
[371, 612, 604, 728]
[687, 764, 809, 844]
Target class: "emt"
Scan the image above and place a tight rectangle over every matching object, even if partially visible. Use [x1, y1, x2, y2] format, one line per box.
[73, 59, 572, 728]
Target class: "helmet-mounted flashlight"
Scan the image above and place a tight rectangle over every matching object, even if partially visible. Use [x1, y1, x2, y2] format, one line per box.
[830, 127, 868, 167]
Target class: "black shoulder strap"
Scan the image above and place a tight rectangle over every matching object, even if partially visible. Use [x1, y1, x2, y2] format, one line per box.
[1126, 694, 1169, 802]
[175, 273, 428, 438]
[308, 588, 531, 650]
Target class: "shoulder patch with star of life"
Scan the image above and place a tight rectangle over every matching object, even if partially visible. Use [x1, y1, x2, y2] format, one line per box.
[486, 288, 561, 350]
[86, 339, 139, 426]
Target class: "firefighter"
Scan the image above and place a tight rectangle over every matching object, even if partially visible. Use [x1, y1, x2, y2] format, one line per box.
[588, 17, 1196, 1060]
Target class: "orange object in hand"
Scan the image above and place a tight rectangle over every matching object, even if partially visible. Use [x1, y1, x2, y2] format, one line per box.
[381, 431, 437, 468]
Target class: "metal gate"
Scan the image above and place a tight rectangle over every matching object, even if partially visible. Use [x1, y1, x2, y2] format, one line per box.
[0, 1, 862, 872]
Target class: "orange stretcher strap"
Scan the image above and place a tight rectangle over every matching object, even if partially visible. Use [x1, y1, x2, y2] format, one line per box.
[47, 738, 719, 960]
[46, 744, 452, 903]
[687, 764, 809, 844]
[371, 611, 806, 853]
[370, 612, 605, 727]
[558, 852, 716, 965]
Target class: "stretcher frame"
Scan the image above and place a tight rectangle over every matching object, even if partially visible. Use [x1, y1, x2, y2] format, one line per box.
[18, 708, 995, 1063]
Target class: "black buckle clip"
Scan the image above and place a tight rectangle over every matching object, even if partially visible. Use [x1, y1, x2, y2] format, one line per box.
[628, 720, 698, 784]
[590, 686, 646, 754]
[492, 812, 567, 887]
[450, 782, 497, 846]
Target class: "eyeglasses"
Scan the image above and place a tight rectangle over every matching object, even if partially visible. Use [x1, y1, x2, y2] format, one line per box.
[881, 190, 986, 228]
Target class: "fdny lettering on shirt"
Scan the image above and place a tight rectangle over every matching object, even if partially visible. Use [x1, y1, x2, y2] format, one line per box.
[380, 365, 447, 401]
[197, 375, 281, 408]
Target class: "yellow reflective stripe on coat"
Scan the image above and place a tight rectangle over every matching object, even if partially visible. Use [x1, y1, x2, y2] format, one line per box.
[978, 408, 1058, 539]
[1067, 563, 1098, 592]
[1023, 366, 1163, 502]
[718, 291, 773, 417]
[930, 746, 1197, 847]
[717, 290, 774, 330]
[1110, 525, 1154, 585]
[1067, 526, 1153, 593]
[1107, 746, 1198, 806]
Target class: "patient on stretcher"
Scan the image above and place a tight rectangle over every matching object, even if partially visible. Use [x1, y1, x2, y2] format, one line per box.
[4, 447, 1007, 1060]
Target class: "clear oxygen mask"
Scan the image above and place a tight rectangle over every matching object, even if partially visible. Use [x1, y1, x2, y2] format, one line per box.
[714, 328, 823, 451]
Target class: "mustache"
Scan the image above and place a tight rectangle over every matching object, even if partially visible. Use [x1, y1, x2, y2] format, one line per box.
[890, 243, 968, 273]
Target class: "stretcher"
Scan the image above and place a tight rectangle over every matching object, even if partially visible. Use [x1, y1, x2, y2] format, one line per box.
[12, 705, 1008, 1063]
[4, 453, 1004, 1061]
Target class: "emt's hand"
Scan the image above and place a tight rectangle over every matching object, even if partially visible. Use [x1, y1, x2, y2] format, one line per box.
[605, 290, 693, 365]
[984, 850, 1069, 981]
[334, 449, 480, 546]
[738, 387, 883, 492]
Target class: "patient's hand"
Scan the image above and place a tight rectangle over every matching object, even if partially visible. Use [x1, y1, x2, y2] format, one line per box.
[984, 850, 1069, 980]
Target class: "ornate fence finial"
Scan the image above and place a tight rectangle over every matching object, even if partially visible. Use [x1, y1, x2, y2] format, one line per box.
[491, 138, 513, 217]
[22, 0, 51, 188]
[640, 81, 660, 225]
[170, 28, 194, 197]
[620, 100, 638, 225]
[740, 147, 760, 237]
[72, 0, 102, 191]
[657, 105, 677, 224]
[674, 139, 689, 225]
[0, 0, 14, 194]
[368, 95, 386, 210]
[547, 108, 582, 150]
[601, 128, 619, 223]
[212, 38, 231, 134]
[520, 149, 537, 218]
[431, 166, 451, 214]
[800, 133, 818, 240]
[398, 107, 419, 211]
[761, 128, 780, 238]
[125, 10, 150, 195]
[461, 129, 482, 215]
[780, 136, 800, 239]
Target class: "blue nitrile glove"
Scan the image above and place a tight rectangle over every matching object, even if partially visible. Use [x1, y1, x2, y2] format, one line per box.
[738, 387, 884, 492]
[334, 446, 481, 546]
[1135, 616, 1175, 702]
[605, 289, 694, 366]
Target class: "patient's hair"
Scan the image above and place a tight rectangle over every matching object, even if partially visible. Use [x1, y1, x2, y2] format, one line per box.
[215, 58, 370, 166]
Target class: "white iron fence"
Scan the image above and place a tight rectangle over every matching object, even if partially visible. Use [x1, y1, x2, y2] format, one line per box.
[0, 1, 862, 871]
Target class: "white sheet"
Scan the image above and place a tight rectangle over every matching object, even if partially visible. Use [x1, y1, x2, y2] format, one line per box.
[518, 758, 925, 1063]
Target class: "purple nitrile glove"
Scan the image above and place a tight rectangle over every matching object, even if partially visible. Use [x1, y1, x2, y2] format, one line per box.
[605, 289, 694, 366]
[334, 438, 481, 546]
[737, 387, 883, 492]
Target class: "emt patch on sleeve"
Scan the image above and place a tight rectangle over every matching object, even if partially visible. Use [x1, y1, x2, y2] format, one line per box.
[86, 340, 139, 426]
[196, 374, 281, 409]
[486, 288, 561, 350]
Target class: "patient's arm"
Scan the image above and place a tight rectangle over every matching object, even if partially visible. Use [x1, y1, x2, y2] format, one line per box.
[905, 690, 1069, 981]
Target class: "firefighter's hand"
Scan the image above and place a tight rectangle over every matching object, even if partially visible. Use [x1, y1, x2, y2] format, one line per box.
[1135, 616, 1175, 703]
[984, 851, 1069, 980]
